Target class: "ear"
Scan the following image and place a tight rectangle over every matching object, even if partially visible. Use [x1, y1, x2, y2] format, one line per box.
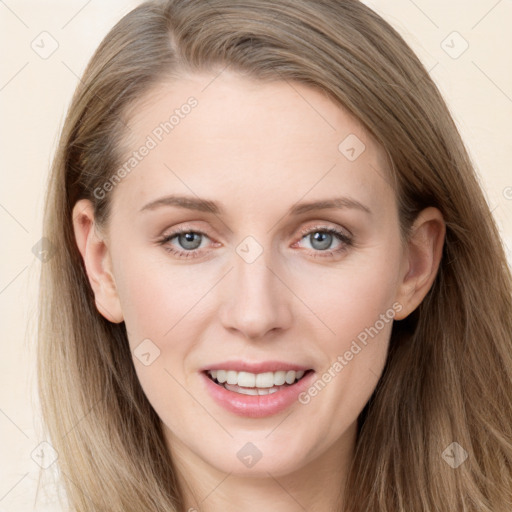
[394, 207, 445, 320]
[72, 199, 124, 323]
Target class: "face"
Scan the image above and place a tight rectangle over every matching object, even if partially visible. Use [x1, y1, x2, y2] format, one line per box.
[74, 70, 442, 481]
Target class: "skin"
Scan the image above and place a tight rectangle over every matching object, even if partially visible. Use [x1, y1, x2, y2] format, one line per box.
[72, 70, 445, 511]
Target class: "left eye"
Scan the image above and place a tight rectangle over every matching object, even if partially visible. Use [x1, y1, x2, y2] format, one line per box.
[298, 229, 346, 251]
[294, 226, 353, 257]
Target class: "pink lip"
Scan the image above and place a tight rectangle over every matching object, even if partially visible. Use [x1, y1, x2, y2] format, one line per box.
[200, 369, 316, 418]
[200, 360, 313, 373]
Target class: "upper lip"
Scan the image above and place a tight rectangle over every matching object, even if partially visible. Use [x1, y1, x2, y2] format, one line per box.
[201, 360, 313, 374]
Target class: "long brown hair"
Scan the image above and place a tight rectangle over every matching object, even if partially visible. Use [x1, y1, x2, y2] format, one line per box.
[37, 1, 512, 510]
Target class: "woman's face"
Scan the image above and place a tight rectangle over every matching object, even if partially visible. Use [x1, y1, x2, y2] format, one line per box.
[74, 70, 436, 479]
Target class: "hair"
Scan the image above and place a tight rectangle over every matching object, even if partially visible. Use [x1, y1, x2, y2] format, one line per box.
[37, 0, 512, 510]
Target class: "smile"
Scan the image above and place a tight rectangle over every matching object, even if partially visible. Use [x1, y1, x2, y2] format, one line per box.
[206, 369, 310, 395]
[201, 368, 316, 418]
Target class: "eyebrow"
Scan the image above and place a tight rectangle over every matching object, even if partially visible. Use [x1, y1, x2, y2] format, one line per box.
[139, 194, 372, 216]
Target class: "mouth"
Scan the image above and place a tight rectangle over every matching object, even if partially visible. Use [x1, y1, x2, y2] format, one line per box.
[203, 368, 315, 396]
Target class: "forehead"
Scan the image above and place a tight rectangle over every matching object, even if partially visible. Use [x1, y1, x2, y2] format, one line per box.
[110, 70, 393, 219]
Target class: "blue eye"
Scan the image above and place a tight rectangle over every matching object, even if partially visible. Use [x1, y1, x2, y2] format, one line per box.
[158, 228, 210, 259]
[295, 226, 353, 258]
[173, 232, 203, 251]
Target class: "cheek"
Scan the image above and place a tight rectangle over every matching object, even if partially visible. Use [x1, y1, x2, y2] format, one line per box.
[298, 253, 400, 432]
[114, 251, 212, 341]
[302, 266, 396, 385]
[113, 251, 225, 400]
[113, 253, 211, 414]
[300, 235, 402, 341]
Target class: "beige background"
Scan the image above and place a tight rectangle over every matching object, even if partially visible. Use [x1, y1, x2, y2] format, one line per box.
[1, 1, 511, 510]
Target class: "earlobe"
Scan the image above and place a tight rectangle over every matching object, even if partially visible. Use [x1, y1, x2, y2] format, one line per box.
[72, 199, 124, 323]
[394, 207, 445, 320]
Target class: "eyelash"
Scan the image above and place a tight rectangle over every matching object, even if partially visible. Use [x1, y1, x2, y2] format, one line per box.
[157, 225, 353, 260]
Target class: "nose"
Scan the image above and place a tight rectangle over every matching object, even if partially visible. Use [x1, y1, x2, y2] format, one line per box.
[219, 248, 293, 340]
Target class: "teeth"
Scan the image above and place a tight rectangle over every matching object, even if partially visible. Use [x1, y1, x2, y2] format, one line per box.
[238, 371, 256, 387]
[224, 383, 282, 395]
[208, 369, 307, 388]
[226, 370, 238, 385]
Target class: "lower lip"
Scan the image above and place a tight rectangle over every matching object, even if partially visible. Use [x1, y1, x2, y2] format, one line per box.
[200, 370, 316, 418]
